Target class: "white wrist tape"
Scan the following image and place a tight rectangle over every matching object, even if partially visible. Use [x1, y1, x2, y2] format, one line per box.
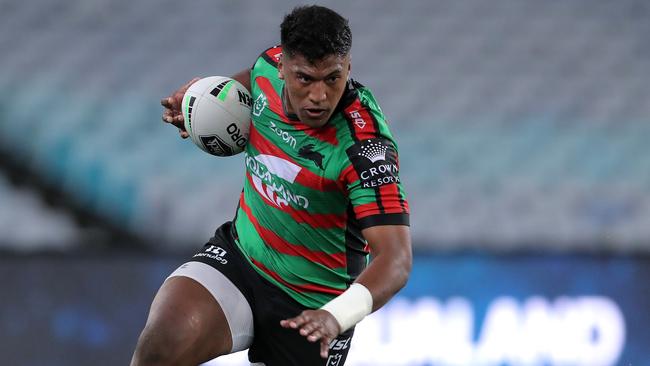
[321, 283, 373, 332]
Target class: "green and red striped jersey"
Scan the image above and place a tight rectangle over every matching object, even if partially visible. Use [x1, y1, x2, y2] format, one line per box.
[233, 46, 409, 308]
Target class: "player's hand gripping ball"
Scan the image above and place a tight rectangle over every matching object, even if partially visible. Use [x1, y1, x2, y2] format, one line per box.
[182, 76, 252, 156]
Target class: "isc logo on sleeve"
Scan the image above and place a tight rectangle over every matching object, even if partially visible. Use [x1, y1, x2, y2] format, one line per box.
[329, 336, 351, 351]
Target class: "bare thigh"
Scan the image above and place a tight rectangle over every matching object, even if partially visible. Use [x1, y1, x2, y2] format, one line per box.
[131, 276, 233, 366]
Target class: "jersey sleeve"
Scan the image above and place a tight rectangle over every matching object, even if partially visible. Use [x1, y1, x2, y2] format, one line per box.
[340, 89, 410, 229]
[342, 137, 409, 228]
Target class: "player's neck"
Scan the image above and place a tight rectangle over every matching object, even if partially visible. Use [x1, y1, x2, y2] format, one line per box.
[281, 86, 299, 120]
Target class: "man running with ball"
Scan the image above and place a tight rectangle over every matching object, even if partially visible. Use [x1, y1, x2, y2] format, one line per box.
[131, 5, 411, 366]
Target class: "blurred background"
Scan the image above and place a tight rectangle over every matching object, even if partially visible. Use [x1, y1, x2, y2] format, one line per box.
[1, 0, 649, 365]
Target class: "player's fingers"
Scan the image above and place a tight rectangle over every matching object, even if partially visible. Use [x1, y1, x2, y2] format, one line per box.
[320, 338, 331, 359]
[179, 129, 189, 139]
[171, 77, 201, 103]
[280, 318, 300, 329]
[161, 97, 173, 108]
[162, 110, 174, 123]
[167, 95, 185, 111]
[164, 77, 199, 110]
[299, 321, 318, 337]
[306, 328, 323, 342]
[281, 313, 309, 329]
[170, 117, 185, 130]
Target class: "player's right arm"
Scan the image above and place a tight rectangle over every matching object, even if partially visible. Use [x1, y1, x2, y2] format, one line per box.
[161, 69, 251, 138]
[280, 224, 411, 358]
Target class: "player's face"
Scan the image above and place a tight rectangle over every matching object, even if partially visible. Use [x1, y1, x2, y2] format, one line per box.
[279, 52, 351, 128]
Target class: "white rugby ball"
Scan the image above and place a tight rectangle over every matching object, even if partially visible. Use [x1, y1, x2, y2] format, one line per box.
[182, 76, 252, 156]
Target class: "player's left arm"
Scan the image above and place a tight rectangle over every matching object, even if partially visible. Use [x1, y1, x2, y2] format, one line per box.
[280, 224, 412, 358]
[356, 224, 412, 309]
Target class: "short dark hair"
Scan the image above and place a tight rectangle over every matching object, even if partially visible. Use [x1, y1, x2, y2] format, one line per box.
[280, 5, 352, 63]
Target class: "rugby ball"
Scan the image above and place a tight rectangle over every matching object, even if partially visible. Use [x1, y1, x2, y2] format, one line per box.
[182, 76, 252, 156]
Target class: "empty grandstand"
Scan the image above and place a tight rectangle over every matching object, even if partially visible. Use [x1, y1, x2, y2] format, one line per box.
[1, 1, 649, 365]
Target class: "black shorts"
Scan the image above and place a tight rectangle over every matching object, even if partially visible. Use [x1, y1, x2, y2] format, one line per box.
[187, 222, 355, 366]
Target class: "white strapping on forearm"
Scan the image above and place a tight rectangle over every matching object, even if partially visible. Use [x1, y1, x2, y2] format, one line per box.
[320, 283, 373, 332]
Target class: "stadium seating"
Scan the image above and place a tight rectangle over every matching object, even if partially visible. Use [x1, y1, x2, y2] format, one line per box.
[0, 0, 648, 251]
[0, 173, 81, 251]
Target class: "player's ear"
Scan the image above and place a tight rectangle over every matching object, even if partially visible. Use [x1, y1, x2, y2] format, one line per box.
[278, 59, 285, 80]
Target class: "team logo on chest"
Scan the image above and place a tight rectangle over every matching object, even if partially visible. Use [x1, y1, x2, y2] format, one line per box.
[246, 153, 309, 209]
[298, 143, 325, 170]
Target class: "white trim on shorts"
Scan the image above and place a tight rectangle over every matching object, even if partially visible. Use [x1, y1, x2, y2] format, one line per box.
[167, 261, 254, 352]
